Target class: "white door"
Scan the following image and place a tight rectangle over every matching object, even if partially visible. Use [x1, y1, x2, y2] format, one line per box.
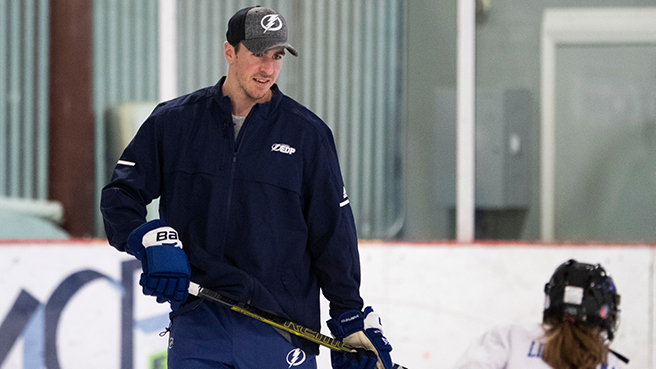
[555, 45, 656, 242]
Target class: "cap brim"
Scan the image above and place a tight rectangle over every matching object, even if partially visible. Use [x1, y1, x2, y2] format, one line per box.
[274, 42, 298, 57]
[243, 39, 298, 57]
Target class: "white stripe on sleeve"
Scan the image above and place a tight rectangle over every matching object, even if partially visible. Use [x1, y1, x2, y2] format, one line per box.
[117, 160, 136, 166]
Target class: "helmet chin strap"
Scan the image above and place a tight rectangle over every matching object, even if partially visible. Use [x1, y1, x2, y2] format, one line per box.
[609, 349, 629, 364]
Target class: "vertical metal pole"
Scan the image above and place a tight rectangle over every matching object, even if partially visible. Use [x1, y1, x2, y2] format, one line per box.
[374, 0, 387, 234]
[349, 0, 363, 227]
[456, 0, 476, 243]
[0, 0, 8, 196]
[24, 0, 36, 198]
[107, 0, 118, 104]
[9, 0, 21, 197]
[301, 0, 313, 105]
[147, 1, 158, 97]
[120, 0, 130, 100]
[314, 0, 325, 119]
[134, 0, 145, 100]
[360, 0, 374, 237]
[540, 14, 555, 243]
[0, 2, 9, 196]
[385, 0, 402, 235]
[337, 0, 350, 165]
[159, 0, 177, 102]
[178, 1, 189, 94]
[212, 1, 223, 83]
[37, 0, 50, 200]
[198, 0, 209, 86]
[325, 0, 337, 132]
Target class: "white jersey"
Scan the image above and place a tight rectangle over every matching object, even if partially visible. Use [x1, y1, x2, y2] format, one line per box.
[453, 323, 626, 369]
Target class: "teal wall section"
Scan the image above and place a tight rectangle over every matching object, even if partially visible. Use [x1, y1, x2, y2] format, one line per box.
[0, 0, 50, 200]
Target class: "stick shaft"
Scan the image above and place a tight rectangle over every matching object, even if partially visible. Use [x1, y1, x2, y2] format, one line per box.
[189, 282, 353, 352]
[188, 282, 409, 369]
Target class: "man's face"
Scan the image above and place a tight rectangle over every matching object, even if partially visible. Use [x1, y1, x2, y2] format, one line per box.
[229, 43, 285, 102]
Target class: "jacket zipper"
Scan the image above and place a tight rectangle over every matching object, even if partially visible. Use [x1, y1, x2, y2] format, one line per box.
[223, 108, 254, 247]
[224, 110, 257, 303]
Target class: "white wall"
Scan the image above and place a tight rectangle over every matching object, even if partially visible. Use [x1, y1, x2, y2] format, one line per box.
[0, 241, 653, 368]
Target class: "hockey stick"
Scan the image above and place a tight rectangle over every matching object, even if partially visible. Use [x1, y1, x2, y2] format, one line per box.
[189, 282, 408, 369]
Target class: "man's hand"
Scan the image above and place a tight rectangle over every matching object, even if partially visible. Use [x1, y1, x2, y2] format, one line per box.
[127, 219, 190, 310]
[327, 307, 394, 369]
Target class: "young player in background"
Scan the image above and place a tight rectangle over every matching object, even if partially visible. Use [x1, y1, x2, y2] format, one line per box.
[101, 5, 394, 369]
[453, 259, 628, 369]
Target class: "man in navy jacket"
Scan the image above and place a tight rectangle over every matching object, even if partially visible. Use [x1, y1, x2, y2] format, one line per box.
[101, 6, 393, 369]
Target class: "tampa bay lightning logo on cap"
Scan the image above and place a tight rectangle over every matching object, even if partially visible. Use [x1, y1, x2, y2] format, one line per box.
[286, 348, 306, 367]
[261, 14, 283, 33]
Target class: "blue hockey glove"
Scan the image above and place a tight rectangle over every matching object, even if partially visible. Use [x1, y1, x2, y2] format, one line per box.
[327, 306, 393, 369]
[127, 219, 190, 310]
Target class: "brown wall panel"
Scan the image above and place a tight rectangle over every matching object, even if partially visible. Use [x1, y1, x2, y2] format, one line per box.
[49, 0, 94, 237]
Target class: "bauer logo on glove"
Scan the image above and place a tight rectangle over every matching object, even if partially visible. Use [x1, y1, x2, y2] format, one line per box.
[142, 226, 182, 248]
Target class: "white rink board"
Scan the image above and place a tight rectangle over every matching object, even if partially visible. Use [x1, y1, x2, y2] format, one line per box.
[0, 242, 171, 369]
[0, 241, 653, 369]
[320, 243, 654, 369]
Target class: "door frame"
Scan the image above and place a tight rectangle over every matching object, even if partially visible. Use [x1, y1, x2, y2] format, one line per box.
[540, 7, 656, 241]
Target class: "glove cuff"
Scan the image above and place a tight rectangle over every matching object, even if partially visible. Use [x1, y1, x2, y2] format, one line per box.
[327, 309, 364, 339]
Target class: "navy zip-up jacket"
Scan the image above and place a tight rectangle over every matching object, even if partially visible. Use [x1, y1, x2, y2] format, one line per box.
[101, 77, 364, 355]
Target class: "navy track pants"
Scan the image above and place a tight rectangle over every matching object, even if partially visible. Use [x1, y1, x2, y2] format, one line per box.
[167, 299, 317, 369]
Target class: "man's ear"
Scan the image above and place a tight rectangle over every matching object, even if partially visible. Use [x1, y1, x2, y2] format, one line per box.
[224, 41, 235, 63]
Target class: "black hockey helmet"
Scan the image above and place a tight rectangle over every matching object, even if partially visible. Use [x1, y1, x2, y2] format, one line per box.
[543, 259, 620, 341]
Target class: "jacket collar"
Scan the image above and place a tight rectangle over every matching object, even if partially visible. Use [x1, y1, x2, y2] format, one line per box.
[212, 76, 282, 120]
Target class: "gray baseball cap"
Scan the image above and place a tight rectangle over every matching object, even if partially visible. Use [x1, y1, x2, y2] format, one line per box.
[226, 6, 298, 57]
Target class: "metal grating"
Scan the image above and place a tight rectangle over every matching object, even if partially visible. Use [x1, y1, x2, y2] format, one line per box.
[0, 0, 50, 200]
